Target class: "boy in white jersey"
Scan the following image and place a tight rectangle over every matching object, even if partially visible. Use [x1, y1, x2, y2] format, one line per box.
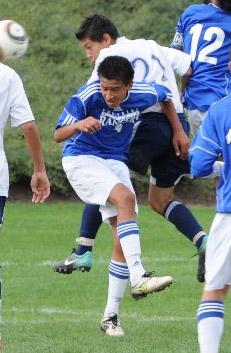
[54, 14, 208, 288]
[190, 58, 231, 353]
[0, 62, 50, 350]
[172, 0, 231, 135]
[55, 56, 174, 314]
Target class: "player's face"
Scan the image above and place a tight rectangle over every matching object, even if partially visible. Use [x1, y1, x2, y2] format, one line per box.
[100, 77, 132, 109]
[80, 35, 112, 63]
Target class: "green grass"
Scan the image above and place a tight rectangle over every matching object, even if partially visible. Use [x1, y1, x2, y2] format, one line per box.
[1, 202, 230, 353]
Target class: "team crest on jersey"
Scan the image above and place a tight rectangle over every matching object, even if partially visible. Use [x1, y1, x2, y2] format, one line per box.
[100, 109, 140, 132]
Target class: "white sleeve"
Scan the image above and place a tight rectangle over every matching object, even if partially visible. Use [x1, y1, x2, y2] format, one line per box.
[9, 71, 35, 127]
[160, 46, 191, 76]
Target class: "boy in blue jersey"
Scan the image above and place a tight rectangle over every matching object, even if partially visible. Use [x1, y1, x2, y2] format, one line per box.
[172, 0, 231, 135]
[190, 89, 231, 353]
[55, 56, 173, 311]
[54, 14, 209, 289]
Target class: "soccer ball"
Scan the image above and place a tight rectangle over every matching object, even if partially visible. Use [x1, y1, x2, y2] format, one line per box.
[0, 20, 29, 61]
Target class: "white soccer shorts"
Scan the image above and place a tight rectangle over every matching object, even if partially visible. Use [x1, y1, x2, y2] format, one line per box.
[62, 155, 137, 222]
[186, 109, 206, 136]
[205, 213, 231, 291]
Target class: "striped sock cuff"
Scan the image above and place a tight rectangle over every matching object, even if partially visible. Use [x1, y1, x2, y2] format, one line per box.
[197, 301, 224, 321]
[164, 201, 181, 219]
[117, 221, 139, 240]
[109, 260, 129, 280]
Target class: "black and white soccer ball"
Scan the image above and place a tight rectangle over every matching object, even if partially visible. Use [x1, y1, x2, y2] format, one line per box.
[0, 20, 29, 61]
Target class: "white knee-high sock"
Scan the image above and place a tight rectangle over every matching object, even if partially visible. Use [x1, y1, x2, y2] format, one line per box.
[117, 221, 145, 286]
[104, 260, 129, 317]
[197, 301, 224, 353]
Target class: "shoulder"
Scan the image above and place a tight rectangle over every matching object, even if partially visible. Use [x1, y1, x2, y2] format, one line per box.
[181, 4, 206, 16]
[131, 81, 158, 94]
[74, 81, 101, 102]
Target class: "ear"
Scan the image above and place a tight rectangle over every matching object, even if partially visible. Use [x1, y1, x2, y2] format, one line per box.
[102, 33, 114, 45]
[127, 81, 133, 90]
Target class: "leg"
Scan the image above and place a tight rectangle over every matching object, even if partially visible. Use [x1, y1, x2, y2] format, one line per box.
[148, 183, 208, 282]
[0, 196, 6, 352]
[54, 203, 102, 274]
[197, 288, 228, 353]
[197, 213, 231, 353]
[101, 217, 128, 336]
[108, 183, 173, 299]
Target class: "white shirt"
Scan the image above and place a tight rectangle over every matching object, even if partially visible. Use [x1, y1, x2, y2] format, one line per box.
[0, 63, 34, 197]
[88, 36, 191, 113]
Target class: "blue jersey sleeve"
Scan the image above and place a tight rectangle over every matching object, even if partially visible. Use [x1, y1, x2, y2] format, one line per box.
[56, 95, 86, 129]
[154, 83, 172, 102]
[190, 111, 222, 177]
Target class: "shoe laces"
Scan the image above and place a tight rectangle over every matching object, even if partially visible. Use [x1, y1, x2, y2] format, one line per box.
[142, 270, 156, 278]
[106, 314, 118, 326]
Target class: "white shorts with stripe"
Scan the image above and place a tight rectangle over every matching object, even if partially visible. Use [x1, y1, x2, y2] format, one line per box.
[205, 213, 231, 291]
[62, 155, 137, 223]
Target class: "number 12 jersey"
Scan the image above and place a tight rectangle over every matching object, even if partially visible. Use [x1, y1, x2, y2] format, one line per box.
[172, 3, 231, 111]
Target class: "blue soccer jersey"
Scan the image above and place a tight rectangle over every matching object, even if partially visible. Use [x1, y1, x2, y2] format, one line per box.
[172, 3, 231, 111]
[190, 94, 231, 213]
[56, 81, 171, 162]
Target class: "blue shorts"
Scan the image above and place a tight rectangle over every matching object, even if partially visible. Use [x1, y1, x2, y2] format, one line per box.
[128, 112, 190, 188]
[0, 197, 6, 228]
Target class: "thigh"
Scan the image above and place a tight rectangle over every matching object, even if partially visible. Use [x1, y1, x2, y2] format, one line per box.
[100, 159, 138, 222]
[128, 118, 172, 175]
[150, 117, 190, 187]
[62, 156, 120, 206]
[205, 213, 231, 291]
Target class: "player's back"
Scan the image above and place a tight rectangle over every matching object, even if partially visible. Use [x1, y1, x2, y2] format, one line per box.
[176, 4, 231, 110]
[89, 37, 190, 113]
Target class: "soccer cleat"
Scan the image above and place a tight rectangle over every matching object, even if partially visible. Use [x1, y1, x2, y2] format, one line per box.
[101, 314, 124, 337]
[197, 237, 207, 283]
[53, 249, 93, 274]
[130, 272, 173, 300]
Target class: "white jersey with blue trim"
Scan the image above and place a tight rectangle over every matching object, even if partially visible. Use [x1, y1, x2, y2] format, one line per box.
[56, 80, 171, 162]
[88, 36, 191, 114]
[172, 3, 231, 111]
[190, 95, 231, 213]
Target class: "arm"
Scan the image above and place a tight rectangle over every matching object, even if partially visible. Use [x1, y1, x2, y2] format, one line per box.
[54, 116, 101, 143]
[160, 100, 189, 160]
[21, 121, 50, 203]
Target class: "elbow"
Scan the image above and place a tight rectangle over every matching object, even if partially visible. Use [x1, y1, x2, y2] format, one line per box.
[54, 130, 62, 143]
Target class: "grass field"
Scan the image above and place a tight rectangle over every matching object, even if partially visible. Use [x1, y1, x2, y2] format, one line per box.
[1, 202, 230, 353]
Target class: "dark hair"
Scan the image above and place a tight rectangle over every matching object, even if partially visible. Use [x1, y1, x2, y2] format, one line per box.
[97, 56, 134, 85]
[218, 0, 231, 12]
[75, 14, 119, 42]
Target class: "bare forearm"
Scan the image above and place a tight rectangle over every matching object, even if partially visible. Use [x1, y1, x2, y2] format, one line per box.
[160, 100, 183, 132]
[21, 121, 46, 172]
[54, 122, 80, 143]
[54, 117, 101, 142]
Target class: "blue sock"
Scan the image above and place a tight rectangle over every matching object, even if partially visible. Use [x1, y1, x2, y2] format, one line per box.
[164, 201, 207, 250]
[75, 204, 102, 255]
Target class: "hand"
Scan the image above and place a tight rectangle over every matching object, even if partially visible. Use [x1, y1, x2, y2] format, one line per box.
[77, 116, 101, 134]
[30, 171, 50, 203]
[172, 130, 190, 160]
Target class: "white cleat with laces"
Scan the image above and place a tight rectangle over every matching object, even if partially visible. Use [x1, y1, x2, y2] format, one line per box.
[130, 271, 173, 300]
[101, 313, 124, 337]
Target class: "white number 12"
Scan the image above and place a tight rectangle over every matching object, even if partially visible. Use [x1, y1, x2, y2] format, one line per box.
[189, 23, 225, 65]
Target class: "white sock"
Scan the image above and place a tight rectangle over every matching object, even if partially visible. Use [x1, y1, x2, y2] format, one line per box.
[104, 260, 129, 317]
[117, 221, 145, 286]
[197, 301, 224, 353]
